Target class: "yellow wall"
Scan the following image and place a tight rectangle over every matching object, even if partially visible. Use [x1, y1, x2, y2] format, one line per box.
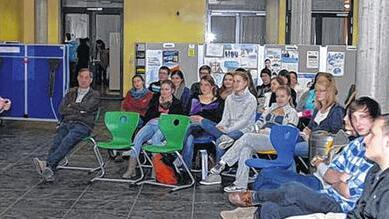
[22, 0, 35, 43]
[123, 0, 206, 94]
[0, 0, 23, 41]
[278, 0, 286, 44]
[352, 0, 358, 46]
[47, 0, 60, 44]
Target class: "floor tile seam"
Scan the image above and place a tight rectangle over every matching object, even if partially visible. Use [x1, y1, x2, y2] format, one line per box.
[0, 181, 41, 217]
[0, 141, 49, 173]
[126, 184, 144, 219]
[61, 184, 91, 219]
[191, 185, 196, 219]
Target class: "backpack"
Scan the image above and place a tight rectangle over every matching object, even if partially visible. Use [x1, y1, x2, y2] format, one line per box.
[152, 154, 178, 185]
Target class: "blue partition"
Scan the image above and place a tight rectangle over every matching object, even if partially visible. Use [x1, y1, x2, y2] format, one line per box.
[0, 44, 68, 121]
[27, 45, 66, 120]
[0, 45, 26, 117]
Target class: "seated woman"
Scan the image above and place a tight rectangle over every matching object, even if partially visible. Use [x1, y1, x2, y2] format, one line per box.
[198, 71, 257, 161]
[261, 76, 285, 112]
[295, 72, 345, 158]
[181, 75, 224, 168]
[290, 71, 307, 103]
[121, 75, 153, 126]
[218, 72, 234, 100]
[0, 97, 11, 114]
[278, 69, 297, 107]
[296, 73, 321, 129]
[200, 86, 299, 192]
[122, 80, 183, 179]
[170, 70, 191, 115]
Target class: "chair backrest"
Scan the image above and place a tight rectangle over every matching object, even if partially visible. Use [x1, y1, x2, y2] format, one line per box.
[270, 125, 299, 161]
[158, 114, 191, 151]
[104, 111, 139, 144]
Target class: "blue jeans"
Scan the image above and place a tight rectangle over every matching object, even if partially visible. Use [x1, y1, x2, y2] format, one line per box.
[198, 119, 245, 162]
[253, 182, 342, 219]
[253, 168, 323, 191]
[182, 124, 205, 168]
[47, 122, 90, 170]
[130, 119, 164, 158]
[295, 141, 309, 158]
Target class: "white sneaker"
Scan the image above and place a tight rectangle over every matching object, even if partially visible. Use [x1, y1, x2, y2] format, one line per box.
[199, 173, 222, 185]
[220, 207, 257, 219]
[224, 185, 246, 193]
[218, 135, 235, 149]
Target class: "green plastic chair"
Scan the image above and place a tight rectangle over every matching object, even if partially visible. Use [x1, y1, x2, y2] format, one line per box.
[138, 114, 194, 191]
[91, 111, 142, 183]
[57, 107, 102, 172]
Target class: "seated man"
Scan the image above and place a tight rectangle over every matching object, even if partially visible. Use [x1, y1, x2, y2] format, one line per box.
[148, 66, 170, 93]
[272, 114, 389, 219]
[253, 97, 381, 191]
[0, 96, 11, 114]
[33, 68, 100, 182]
[221, 97, 381, 219]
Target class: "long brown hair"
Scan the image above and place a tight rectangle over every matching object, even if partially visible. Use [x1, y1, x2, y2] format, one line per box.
[275, 85, 292, 105]
[199, 75, 218, 97]
[314, 72, 337, 110]
[219, 72, 233, 97]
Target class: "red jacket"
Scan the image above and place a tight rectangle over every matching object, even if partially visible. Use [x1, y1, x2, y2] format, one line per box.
[121, 91, 153, 117]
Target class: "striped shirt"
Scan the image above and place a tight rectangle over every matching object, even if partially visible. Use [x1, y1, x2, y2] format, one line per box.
[321, 137, 373, 213]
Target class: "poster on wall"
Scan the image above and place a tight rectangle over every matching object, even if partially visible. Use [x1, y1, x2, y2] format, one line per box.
[163, 50, 179, 71]
[265, 47, 282, 75]
[204, 44, 259, 86]
[281, 46, 299, 72]
[206, 44, 224, 57]
[326, 52, 345, 76]
[306, 51, 319, 69]
[145, 50, 163, 86]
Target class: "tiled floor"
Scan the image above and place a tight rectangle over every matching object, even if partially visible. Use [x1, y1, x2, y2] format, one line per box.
[0, 100, 235, 219]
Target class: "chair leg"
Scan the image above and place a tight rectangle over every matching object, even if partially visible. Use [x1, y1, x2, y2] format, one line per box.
[56, 138, 101, 172]
[137, 152, 195, 192]
[90, 147, 144, 184]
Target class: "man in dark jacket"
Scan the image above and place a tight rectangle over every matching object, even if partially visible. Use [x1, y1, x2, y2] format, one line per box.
[33, 68, 100, 182]
[347, 114, 389, 218]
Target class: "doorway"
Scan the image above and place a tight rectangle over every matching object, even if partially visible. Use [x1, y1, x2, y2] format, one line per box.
[62, 6, 123, 98]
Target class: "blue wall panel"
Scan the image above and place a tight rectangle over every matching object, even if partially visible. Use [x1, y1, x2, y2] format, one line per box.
[0, 44, 68, 121]
[0, 45, 26, 117]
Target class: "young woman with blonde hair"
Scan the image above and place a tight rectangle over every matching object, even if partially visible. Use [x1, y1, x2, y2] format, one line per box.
[294, 72, 345, 157]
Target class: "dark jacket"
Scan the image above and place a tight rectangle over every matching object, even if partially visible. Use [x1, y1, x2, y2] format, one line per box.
[59, 87, 100, 130]
[148, 81, 161, 93]
[347, 164, 389, 219]
[190, 82, 201, 99]
[308, 103, 345, 134]
[144, 94, 184, 123]
[179, 87, 192, 115]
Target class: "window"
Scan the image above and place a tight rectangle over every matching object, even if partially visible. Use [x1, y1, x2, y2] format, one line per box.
[207, 0, 266, 44]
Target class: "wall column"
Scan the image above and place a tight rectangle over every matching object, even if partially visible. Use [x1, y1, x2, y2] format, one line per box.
[35, 0, 48, 43]
[265, 0, 279, 44]
[290, 0, 311, 44]
[356, 0, 389, 112]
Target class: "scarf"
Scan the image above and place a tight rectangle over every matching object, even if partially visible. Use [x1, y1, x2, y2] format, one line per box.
[130, 87, 149, 100]
[174, 83, 185, 100]
[159, 95, 173, 110]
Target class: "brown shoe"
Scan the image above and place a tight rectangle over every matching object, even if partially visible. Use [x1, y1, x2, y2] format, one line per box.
[122, 157, 137, 179]
[228, 191, 253, 207]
